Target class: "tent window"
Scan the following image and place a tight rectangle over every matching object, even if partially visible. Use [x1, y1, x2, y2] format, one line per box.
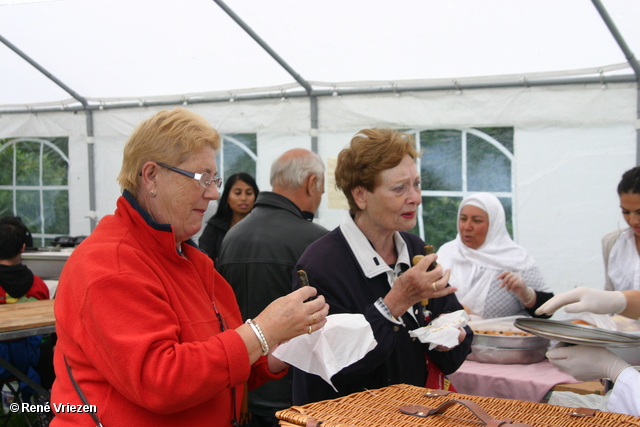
[0, 137, 70, 247]
[411, 127, 514, 251]
[218, 133, 257, 180]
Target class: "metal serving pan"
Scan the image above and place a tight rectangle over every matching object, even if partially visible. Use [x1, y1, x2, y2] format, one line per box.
[515, 318, 640, 348]
[467, 346, 547, 364]
[469, 331, 550, 364]
[472, 332, 549, 349]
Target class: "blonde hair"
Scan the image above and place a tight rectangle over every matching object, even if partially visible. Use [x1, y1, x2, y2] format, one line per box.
[335, 128, 418, 214]
[117, 108, 220, 197]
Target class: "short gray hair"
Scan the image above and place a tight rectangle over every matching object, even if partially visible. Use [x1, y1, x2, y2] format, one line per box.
[270, 151, 325, 190]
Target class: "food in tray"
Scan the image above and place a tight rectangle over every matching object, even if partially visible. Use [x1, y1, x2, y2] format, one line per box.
[473, 330, 533, 337]
[470, 325, 549, 363]
[569, 319, 596, 326]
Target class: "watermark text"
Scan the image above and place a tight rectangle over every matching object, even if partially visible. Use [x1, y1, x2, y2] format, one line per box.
[8, 402, 98, 414]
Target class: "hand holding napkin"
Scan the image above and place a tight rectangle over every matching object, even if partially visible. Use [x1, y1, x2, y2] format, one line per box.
[272, 313, 377, 391]
[409, 309, 469, 350]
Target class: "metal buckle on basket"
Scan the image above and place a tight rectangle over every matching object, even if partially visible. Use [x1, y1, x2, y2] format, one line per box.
[570, 407, 597, 417]
[424, 389, 452, 397]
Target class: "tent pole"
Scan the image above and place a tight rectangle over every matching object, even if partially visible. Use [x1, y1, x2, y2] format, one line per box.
[590, 0, 640, 78]
[590, 0, 640, 165]
[0, 33, 89, 108]
[212, 0, 313, 95]
[310, 96, 318, 153]
[85, 111, 98, 231]
[0, 33, 98, 230]
[0, 74, 637, 115]
[211, 0, 319, 149]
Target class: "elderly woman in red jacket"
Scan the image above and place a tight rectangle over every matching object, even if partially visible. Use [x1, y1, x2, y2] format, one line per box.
[50, 108, 329, 427]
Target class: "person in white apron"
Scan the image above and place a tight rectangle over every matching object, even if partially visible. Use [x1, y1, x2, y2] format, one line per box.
[603, 166, 640, 292]
[537, 287, 640, 416]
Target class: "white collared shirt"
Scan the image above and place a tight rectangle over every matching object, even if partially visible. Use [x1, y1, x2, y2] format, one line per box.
[339, 213, 417, 324]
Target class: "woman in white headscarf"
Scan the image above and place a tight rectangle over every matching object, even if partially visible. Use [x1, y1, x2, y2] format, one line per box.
[437, 192, 553, 319]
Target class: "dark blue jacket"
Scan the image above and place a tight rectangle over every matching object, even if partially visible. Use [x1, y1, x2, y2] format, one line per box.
[292, 227, 472, 405]
[217, 191, 328, 416]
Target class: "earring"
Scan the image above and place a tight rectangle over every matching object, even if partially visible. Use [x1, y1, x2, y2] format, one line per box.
[150, 189, 156, 197]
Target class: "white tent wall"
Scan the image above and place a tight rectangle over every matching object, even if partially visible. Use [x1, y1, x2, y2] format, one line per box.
[311, 83, 636, 294]
[89, 98, 317, 225]
[0, 81, 636, 295]
[516, 124, 635, 294]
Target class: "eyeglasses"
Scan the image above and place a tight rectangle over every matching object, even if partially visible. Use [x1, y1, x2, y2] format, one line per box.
[156, 162, 222, 189]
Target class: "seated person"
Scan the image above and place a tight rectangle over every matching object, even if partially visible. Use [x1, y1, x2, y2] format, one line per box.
[0, 216, 50, 396]
[437, 193, 553, 319]
[603, 166, 640, 291]
[537, 287, 640, 416]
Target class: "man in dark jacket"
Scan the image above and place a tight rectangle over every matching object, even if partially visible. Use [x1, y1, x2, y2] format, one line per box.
[217, 148, 328, 427]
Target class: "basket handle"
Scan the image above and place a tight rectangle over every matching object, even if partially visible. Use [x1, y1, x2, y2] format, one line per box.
[304, 418, 323, 427]
[400, 399, 533, 427]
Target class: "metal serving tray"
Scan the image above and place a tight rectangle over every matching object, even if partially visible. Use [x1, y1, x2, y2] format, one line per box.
[515, 318, 640, 348]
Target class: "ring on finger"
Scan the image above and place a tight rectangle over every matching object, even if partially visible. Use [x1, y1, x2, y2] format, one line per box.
[308, 325, 313, 335]
[431, 282, 438, 291]
[312, 313, 317, 323]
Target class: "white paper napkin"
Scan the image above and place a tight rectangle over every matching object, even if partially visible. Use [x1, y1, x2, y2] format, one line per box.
[272, 313, 377, 391]
[409, 309, 469, 350]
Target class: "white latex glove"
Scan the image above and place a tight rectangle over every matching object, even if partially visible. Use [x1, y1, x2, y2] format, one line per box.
[546, 344, 630, 382]
[535, 286, 627, 316]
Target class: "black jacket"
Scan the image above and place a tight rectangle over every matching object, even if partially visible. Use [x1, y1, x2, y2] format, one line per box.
[291, 226, 473, 405]
[198, 215, 229, 267]
[217, 191, 328, 416]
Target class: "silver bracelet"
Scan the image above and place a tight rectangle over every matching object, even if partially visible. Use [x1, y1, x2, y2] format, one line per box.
[520, 287, 536, 306]
[245, 319, 269, 356]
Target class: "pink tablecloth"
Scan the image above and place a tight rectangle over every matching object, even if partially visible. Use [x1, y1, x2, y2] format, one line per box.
[448, 360, 580, 402]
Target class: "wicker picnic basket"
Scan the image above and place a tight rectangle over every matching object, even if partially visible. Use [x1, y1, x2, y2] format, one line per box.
[276, 383, 640, 427]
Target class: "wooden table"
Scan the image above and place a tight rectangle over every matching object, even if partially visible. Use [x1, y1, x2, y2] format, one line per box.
[551, 380, 606, 396]
[0, 299, 55, 340]
[0, 299, 55, 399]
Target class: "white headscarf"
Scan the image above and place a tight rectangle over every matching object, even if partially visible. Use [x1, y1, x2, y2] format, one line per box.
[437, 193, 536, 315]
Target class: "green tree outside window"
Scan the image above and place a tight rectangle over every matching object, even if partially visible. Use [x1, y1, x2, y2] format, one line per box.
[409, 128, 514, 251]
[0, 137, 69, 247]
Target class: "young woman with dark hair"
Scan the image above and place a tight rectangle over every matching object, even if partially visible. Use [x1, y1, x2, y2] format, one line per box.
[199, 172, 259, 266]
[603, 166, 640, 291]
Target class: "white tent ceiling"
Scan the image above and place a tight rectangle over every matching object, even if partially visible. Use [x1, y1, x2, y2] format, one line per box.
[1, 0, 639, 109]
[1, 0, 638, 294]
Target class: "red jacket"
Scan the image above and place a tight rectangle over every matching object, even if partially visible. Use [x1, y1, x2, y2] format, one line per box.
[0, 272, 49, 303]
[51, 193, 284, 426]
